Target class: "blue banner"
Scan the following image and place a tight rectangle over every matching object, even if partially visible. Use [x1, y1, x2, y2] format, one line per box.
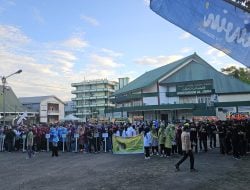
[150, 0, 250, 68]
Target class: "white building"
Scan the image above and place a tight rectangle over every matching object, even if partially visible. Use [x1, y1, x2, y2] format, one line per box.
[71, 79, 118, 120]
[19, 96, 65, 123]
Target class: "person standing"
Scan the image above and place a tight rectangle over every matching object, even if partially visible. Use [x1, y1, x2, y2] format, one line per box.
[144, 127, 152, 159]
[175, 125, 197, 172]
[52, 130, 59, 157]
[158, 123, 166, 157]
[190, 123, 198, 153]
[26, 128, 34, 159]
[164, 124, 174, 158]
[5, 127, 15, 152]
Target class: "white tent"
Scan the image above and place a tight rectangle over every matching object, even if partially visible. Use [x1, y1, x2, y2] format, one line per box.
[62, 114, 82, 121]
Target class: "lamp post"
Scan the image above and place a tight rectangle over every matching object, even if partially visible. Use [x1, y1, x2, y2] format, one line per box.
[1, 69, 22, 126]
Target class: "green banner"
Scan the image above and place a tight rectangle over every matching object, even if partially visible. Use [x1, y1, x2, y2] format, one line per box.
[112, 134, 144, 154]
[176, 81, 213, 95]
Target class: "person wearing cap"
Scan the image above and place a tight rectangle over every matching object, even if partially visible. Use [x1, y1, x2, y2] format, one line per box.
[175, 124, 197, 172]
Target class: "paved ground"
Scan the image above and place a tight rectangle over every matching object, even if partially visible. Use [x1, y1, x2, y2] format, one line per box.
[0, 149, 249, 190]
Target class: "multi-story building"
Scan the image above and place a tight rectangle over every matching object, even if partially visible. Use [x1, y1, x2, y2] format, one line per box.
[19, 96, 65, 123]
[107, 53, 250, 122]
[71, 79, 118, 120]
[64, 101, 76, 116]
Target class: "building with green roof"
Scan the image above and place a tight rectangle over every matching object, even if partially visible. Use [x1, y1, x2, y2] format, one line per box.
[106, 53, 250, 122]
[0, 86, 36, 125]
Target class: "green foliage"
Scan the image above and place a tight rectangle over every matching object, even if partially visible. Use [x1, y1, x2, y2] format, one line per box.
[221, 66, 250, 84]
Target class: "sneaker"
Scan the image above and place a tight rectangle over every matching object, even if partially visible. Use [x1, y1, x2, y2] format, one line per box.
[175, 164, 180, 172]
[190, 168, 198, 172]
[233, 156, 241, 160]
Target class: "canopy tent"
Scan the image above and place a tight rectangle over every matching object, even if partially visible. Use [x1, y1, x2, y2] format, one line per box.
[150, 0, 250, 68]
[61, 114, 82, 121]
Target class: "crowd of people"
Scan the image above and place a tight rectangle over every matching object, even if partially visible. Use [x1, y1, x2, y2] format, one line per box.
[0, 119, 249, 161]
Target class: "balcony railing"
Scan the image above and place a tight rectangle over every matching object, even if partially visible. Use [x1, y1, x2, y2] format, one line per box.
[72, 96, 108, 101]
[47, 110, 59, 115]
[75, 103, 115, 108]
[71, 88, 115, 94]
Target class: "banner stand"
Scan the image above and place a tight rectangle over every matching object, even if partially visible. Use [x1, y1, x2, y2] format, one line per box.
[1, 135, 6, 152]
[74, 134, 79, 153]
[45, 134, 50, 152]
[22, 135, 26, 152]
[102, 133, 108, 153]
[94, 132, 99, 152]
[62, 134, 66, 153]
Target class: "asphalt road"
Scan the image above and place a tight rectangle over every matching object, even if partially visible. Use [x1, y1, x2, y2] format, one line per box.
[0, 149, 249, 190]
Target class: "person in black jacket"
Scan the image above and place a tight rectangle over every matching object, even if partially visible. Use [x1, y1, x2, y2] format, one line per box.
[5, 127, 16, 152]
[217, 121, 226, 154]
[190, 122, 198, 153]
[231, 124, 240, 159]
[199, 123, 208, 152]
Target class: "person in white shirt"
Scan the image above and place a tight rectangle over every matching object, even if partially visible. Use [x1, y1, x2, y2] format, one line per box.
[126, 125, 137, 137]
[122, 126, 127, 138]
[144, 127, 152, 159]
[175, 124, 197, 172]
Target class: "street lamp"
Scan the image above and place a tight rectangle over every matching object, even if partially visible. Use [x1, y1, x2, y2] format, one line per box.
[1, 69, 22, 126]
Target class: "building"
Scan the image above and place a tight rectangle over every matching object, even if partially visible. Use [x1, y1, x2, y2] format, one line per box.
[64, 101, 76, 116]
[107, 53, 250, 122]
[0, 86, 29, 125]
[19, 96, 65, 123]
[71, 79, 118, 120]
[118, 77, 130, 89]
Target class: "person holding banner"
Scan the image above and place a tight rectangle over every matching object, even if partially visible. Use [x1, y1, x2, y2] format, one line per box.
[151, 127, 159, 155]
[144, 127, 152, 159]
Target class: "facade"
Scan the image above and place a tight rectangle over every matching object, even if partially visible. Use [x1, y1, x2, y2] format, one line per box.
[71, 79, 118, 120]
[107, 53, 250, 122]
[64, 101, 76, 116]
[19, 96, 65, 123]
[0, 86, 34, 125]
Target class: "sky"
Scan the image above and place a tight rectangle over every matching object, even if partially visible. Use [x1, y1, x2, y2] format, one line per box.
[0, 0, 246, 101]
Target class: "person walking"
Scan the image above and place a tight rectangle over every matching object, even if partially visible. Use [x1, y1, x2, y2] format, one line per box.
[26, 127, 34, 159]
[175, 125, 197, 172]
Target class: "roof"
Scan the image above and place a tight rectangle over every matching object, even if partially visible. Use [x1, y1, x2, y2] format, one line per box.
[19, 96, 65, 105]
[0, 86, 25, 113]
[160, 55, 250, 94]
[114, 54, 195, 95]
[114, 53, 250, 96]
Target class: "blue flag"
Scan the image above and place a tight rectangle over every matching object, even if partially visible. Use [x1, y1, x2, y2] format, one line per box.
[150, 0, 250, 68]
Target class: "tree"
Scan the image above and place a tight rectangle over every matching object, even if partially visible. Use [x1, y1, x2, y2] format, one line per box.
[221, 66, 250, 84]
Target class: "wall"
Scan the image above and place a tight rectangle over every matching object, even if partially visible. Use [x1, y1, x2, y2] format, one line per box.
[143, 97, 158, 105]
[159, 86, 168, 105]
[218, 94, 250, 102]
[40, 97, 64, 123]
[143, 84, 157, 93]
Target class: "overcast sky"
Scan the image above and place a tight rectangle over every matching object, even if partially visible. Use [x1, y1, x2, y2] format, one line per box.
[0, 0, 245, 101]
